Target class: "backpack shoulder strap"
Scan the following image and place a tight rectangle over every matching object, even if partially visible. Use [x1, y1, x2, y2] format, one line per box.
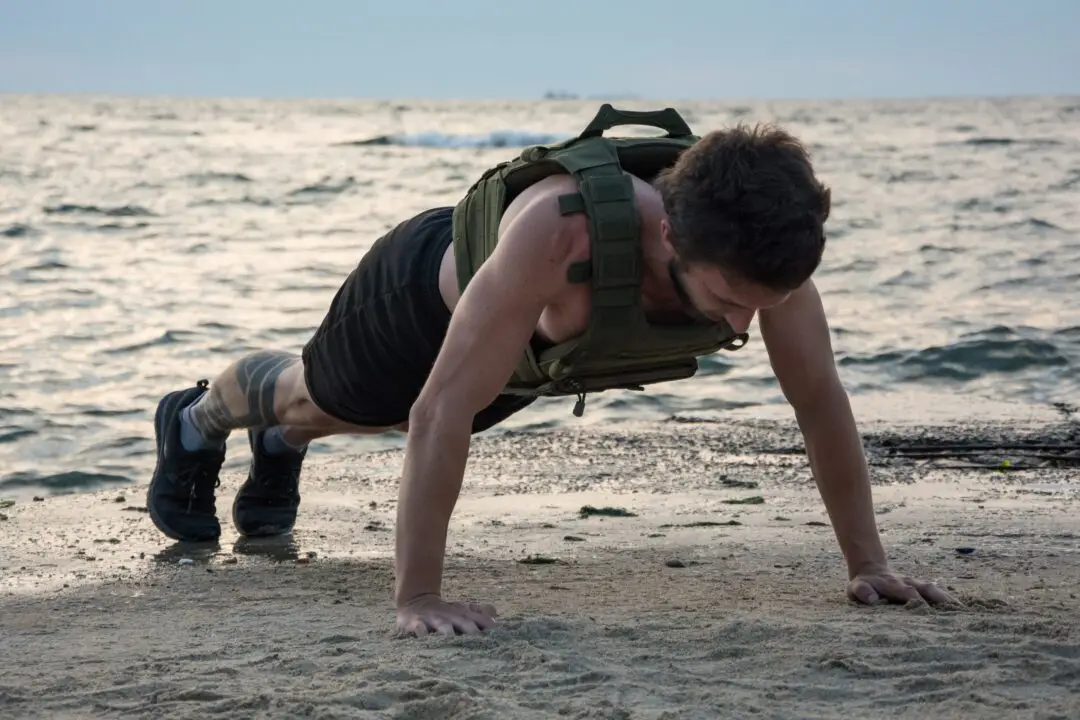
[550, 138, 644, 355]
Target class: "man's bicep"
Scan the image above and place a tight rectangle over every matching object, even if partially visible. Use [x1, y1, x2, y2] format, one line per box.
[413, 200, 579, 419]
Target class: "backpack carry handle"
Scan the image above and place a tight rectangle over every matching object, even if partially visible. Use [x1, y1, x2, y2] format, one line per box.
[579, 103, 693, 139]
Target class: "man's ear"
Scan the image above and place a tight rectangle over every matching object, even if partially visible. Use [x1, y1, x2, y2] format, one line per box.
[659, 218, 675, 254]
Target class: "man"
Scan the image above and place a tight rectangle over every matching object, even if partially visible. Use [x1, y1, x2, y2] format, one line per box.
[146, 106, 954, 637]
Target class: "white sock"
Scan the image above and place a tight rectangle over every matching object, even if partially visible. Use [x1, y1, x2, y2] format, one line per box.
[179, 406, 227, 452]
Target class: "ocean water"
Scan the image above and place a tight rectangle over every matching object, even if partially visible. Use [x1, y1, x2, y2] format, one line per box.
[0, 94, 1078, 499]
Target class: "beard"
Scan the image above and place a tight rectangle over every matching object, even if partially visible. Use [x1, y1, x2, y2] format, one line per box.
[667, 257, 713, 324]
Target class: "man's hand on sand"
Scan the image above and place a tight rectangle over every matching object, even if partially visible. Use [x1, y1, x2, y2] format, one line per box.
[396, 594, 498, 637]
[847, 565, 960, 607]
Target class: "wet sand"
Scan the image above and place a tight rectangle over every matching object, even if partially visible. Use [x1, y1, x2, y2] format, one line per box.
[2, 398, 1079, 719]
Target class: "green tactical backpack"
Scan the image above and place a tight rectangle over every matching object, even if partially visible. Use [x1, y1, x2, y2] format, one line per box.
[451, 104, 749, 417]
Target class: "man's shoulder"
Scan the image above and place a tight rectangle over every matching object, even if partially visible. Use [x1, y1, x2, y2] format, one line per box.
[498, 176, 590, 254]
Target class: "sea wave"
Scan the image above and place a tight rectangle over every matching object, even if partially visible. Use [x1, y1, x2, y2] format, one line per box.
[43, 203, 157, 217]
[336, 130, 568, 149]
[838, 326, 1078, 382]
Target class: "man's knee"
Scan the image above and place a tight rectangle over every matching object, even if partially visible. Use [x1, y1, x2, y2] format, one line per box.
[274, 361, 336, 429]
[274, 361, 407, 435]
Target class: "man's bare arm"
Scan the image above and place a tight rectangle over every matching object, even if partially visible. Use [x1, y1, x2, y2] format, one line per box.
[758, 280, 888, 576]
[394, 193, 582, 607]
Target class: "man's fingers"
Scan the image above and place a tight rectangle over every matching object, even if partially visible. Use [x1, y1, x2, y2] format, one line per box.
[849, 579, 880, 605]
[850, 573, 965, 610]
[465, 609, 498, 631]
[917, 581, 962, 606]
[876, 576, 923, 603]
[454, 618, 483, 635]
[398, 597, 501, 639]
[463, 602, 498, 629]
[468, 602, 498, 618]
[434, 612, 489, 636]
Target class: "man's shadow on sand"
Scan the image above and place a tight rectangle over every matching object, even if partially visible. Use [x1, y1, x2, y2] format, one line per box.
[152, 535, 302, 565]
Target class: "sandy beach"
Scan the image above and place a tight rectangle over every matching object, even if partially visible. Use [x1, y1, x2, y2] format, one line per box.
[2, 396, 1078, 719]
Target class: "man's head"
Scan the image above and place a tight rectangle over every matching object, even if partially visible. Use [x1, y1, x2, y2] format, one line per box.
[654, 122, 831, 329]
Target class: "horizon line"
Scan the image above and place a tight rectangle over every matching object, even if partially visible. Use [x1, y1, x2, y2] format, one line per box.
[2, 90, 1078, 105]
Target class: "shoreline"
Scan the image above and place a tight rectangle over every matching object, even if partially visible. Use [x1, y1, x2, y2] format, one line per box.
[0, 387, 1071, 504]
[2, 408, 1078, 719]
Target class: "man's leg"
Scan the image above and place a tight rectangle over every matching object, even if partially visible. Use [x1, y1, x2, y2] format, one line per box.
[145, 207, 470, 543]
[145, 349, 382, 543]
[180, 350, 314, 449]
[193, 350, 402, 538]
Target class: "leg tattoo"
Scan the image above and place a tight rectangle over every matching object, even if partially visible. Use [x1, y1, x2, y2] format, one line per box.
[189, 350, 299, 439]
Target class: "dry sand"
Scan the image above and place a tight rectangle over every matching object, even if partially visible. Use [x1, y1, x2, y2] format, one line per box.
[2, 397, 1079, 719]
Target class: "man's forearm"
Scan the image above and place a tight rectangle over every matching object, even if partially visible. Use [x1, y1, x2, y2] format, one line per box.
[794, 385, 887, 575]
[394, 410, 471, 606]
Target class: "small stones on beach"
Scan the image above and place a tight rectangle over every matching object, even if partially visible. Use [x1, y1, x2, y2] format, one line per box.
[113, 495, 126, 503]
[956, 547, 977, 556]
[722, 495, 764, 505]
[563, 535, 585, 542]
[659, 520, 741, 528]
[0, 500, 14, 509]
[665, 558, 687, 568]
[719, 478, 759, 489]
[518, 554, 563, 565]
[805, 521, 828, 527]
[0, 513, 7, 521]
[178, 558, 194, 566]
[579, 505, 637, 518]
[32, 496, 44, 502]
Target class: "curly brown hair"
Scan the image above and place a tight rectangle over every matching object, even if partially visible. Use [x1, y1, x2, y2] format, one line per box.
[654, 123, 831, 292]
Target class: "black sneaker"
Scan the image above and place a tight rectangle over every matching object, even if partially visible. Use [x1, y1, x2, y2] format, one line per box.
[230, 428, 306, 537]
[146, 379, 226, 542]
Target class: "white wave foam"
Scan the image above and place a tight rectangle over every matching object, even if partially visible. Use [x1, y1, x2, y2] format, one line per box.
[389, 130, 568, 149]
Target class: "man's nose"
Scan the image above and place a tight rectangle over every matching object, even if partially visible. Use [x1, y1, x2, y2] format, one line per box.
[725, 309, 756, 334]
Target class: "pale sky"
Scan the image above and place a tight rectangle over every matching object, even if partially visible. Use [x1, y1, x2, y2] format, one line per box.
[1, 0, 1076, 100]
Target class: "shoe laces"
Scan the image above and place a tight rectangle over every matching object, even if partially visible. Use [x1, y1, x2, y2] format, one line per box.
[172, 454, 224, 515]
